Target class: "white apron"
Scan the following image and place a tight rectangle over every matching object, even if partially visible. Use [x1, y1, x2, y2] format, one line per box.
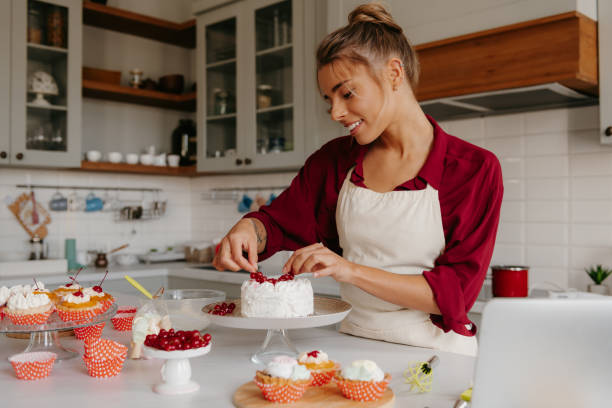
[336, 167, 477, 356]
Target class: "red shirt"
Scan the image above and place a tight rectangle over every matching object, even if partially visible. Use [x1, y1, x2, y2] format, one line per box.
[245, 116, 503, 336]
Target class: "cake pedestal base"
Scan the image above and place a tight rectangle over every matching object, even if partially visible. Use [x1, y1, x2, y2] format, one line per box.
[24, 330, 78, 361]
[250, 329, 298, 365]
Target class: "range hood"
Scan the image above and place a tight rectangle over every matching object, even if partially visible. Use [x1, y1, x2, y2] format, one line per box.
[414, 12, 598, 121]
[420, 83, 597, 121]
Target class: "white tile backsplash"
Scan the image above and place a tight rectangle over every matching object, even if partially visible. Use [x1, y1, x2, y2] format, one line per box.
[525, 156, 569, 178]
[446, 105, 612, 291]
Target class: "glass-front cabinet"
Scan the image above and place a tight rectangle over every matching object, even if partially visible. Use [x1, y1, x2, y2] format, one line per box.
[10, 0, 81, 167]
[196, 0, 304, 172]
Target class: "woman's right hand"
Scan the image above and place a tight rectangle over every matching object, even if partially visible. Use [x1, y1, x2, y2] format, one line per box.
[212, 218, 259, 273]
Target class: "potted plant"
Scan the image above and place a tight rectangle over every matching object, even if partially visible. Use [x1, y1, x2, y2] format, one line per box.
[585, 265, 612, 295]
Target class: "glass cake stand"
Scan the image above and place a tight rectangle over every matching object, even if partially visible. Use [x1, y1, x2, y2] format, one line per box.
[0, 303, 118, 360]
[203, 296, 351, 365]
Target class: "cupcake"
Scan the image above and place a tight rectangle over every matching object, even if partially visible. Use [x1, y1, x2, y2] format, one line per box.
[334, 360, 391, 402]
[254, 356, 312, 403]
[82, 287, 114, 312]
[0, 286, 10, 319]
[56, 290, 103, 322]
[297, 350, 339, 386]
[4, 292, 54, 325]
[83, 270, 114, 312]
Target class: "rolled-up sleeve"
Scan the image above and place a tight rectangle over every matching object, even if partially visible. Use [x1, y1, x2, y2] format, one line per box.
[244, 148, 327, 261]
[423, 153, 503, 336]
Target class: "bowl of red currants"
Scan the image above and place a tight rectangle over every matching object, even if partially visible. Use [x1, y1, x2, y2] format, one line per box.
[144, 329, 212, 353]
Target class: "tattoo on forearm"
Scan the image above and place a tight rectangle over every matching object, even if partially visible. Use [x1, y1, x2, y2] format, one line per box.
[250, 219, 266, 248]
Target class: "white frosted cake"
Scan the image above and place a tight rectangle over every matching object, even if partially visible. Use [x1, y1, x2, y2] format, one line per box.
[241, 273, 314, 318]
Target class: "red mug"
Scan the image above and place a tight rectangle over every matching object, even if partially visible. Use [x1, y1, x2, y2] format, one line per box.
[491, 265, 529, 297]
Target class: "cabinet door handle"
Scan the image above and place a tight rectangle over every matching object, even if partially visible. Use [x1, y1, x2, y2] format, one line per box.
[605, 126, 612, 137]
[16, 153, 24, 160]
[0, 151, 7, 159]
[235, 158, 243, 166]
[245, 158, 252, 165]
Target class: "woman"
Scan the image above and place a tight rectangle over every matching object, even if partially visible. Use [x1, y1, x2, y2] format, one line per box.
[213, 2, 503, 356]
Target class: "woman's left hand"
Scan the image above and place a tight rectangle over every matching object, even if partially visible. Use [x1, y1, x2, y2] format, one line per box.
[282, 243, 356, 282]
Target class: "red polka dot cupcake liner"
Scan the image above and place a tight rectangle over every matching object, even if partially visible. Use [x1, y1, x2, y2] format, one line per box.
[334, 373, 391, 402]
[56, 306, 99, 323]
[254, 377, 311, 403]
[9, 352, 57, 380]
[83, 355, 126, 378]
[117, 306, 137, 314]
[74, 322, 106, 341]
[111, 313, 134, 331]
[310, 365, 339, 387]
[84, 338, 128, 360]
[5, 307, 54, 326]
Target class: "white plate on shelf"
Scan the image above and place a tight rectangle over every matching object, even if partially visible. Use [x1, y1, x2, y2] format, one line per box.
[202, 296, 352, 330]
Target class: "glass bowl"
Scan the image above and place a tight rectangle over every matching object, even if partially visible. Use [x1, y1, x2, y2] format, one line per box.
[162, 289, 225, 331]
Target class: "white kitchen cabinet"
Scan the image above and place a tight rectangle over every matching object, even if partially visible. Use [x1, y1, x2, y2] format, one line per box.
[599, 0, 612, 143]
[9, 0, 81, 167]
[195, 0, 305, 172]
[0, 0, 10, 164]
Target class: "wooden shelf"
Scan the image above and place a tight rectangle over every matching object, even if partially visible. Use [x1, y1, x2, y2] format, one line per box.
[415, 11, 598, 101]
[80, 161, 197, 176]
[83, 2, 195, 48]
[82, 80, 196, 111]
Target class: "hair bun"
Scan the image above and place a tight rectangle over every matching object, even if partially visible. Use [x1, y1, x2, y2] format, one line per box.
[347, 2, 403, 33]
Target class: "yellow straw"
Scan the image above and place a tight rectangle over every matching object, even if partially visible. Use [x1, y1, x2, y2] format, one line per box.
[124, 275, 153, 299]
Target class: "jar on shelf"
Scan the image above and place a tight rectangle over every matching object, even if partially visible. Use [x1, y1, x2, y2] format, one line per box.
[257, 84, 273, 109]
[46, 6, 66, 48]
[213, 89, 229, 115]
[27, 5, 43, 44]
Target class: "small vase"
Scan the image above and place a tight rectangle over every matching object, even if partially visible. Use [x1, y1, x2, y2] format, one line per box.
[587, 283, 609, 295]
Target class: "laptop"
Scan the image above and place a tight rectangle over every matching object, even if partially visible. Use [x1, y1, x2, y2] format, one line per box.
[471, 298, 612, 408]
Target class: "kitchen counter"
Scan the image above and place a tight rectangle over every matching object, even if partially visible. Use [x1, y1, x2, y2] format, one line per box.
[0, 293, 475, 407]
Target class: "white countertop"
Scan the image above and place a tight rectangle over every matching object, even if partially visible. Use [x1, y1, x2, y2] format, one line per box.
[0, 292, 475, 407]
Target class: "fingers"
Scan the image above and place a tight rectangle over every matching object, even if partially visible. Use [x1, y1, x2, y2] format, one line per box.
[230, 239, 257, 273]
[283, 243, 325, 275]
[213, 235, 257, 273]
[247, 243, 258, 272]
[213, 238, 241, 271]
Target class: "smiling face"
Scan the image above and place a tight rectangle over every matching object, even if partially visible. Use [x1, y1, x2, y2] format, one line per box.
[318, 61, 396, 145]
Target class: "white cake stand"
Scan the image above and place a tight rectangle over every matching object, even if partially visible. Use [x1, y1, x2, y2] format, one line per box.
[143, 344, 211, 395]
[203, 296, 351, 365]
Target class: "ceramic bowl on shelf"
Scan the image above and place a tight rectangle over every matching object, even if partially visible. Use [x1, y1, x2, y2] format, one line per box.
[126, 153, 139, 165]
[86, 150, 102, 162]
[140, 154, 154, 166]
[167, 154, 180, 167]
[108, 152, 122, 163]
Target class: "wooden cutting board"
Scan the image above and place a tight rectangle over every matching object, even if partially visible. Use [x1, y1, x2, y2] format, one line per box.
[233, 382, 394, 408]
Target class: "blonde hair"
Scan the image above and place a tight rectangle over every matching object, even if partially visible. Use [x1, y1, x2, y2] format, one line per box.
[316, 2, 419, 89]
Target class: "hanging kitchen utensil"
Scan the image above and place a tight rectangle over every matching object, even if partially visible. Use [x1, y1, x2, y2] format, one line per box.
[109, 243, 129, 254]
[403, 355, 439, 393]
[7, 192, 51, 239]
